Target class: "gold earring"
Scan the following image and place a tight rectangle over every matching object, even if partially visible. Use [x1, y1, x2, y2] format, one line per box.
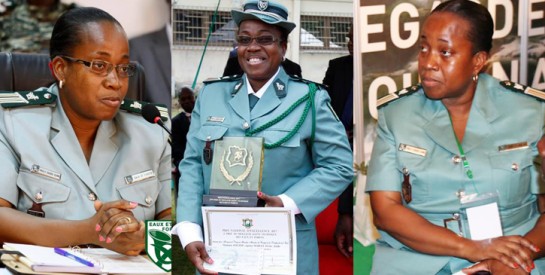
[59, 80, 64, 89]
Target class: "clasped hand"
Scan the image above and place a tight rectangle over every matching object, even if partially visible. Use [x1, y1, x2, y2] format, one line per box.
[90, 200, 145, 256]
[464, 236, 538, 274]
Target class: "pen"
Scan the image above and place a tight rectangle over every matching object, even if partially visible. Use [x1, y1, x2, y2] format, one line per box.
[54, 247, 94, 267]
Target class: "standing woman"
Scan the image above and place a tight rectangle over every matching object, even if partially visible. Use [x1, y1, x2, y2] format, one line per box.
[0, 7, 171, 255]
[367, 0, 545, 274]
[174, 0, 353, 274]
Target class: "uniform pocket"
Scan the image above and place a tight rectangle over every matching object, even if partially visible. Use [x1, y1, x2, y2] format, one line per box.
[489, 149, 533, 207]
[396, 149, 430, 203]
[195, 125, 228, 142]
[117, 177, 161, 219]
[16, 170, 71, 218]
[117, 177, 161, 207]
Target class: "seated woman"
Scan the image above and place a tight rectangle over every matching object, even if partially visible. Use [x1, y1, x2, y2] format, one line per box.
[0, 7, 171, 255]
[366, 0, 545, 274]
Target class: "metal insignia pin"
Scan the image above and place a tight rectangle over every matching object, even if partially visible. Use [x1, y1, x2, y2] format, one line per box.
[258, 0, 268, 11]
[275, 82, 284, 91]
[88, 192, 97, 201]
[130, 101, 142, 109]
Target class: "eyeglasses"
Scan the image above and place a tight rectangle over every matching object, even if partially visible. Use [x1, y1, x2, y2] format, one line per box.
[236, 35, 281, 46]
[61, 56, 136, 78]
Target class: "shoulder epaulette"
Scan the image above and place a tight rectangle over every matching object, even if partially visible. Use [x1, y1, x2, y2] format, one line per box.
[0, 89, 57, 108]
[500, 81, 545, 101]
[377, 84, 421, 109]
[203, 74, 242, 84]
[288, 74, 327, 90]
[120, 99, 169, 121]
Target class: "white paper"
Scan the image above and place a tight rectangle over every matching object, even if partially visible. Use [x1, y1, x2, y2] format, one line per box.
[202, 206, 296, 275]
[2, 243, 165, 274]
[204, 245, 262, 275]
[82, 248, 165, 274]
[466, 202, 503, 240]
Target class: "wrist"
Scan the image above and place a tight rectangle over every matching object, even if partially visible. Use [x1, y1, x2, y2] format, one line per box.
[457, 237, 478, 261]
[75, 218, 98, 245]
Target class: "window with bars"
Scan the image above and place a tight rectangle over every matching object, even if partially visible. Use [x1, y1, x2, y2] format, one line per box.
[300, 15, 352, 51]
[172, 8, 352, 51]
[173, 8, 236, 47]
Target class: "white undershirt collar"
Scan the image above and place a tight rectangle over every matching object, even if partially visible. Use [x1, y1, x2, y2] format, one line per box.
[245, 68, 281, 98]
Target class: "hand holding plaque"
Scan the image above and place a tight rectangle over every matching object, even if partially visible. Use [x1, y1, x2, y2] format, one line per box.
[203, 137, 264, 207]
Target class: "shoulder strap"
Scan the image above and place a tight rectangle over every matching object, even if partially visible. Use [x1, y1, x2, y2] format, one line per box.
[203, 74, 242, 84]
[500, 81, 545, 101]
[120, 99, 169, 121]
[0, 90, 56, 108]
[377, 84, 421, 109]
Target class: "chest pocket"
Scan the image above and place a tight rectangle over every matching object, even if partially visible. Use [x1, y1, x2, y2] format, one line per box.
[117, 176, 161, 220]
[16, 170, 71, 219]
[195, 125, 228, 142]
[489, 149, 533, 207]
[396, 148, 430, 203]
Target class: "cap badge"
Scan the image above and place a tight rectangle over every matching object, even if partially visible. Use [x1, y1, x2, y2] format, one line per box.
[258, 0, 268, 11]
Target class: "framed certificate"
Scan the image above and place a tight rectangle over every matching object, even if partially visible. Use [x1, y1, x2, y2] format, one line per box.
[202, 206, 297, 275]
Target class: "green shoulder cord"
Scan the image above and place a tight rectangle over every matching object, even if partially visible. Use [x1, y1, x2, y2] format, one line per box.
[245, 83, 317, 149]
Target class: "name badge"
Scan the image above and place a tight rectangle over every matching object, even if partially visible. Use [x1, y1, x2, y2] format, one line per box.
[498, 141, 528, 152]
[30, 164, 61, 181]
[460, 193, 503, 240]
[124, 170, 155, 185]
[207, 116, 225, 123]
[398, 143, 427, 157]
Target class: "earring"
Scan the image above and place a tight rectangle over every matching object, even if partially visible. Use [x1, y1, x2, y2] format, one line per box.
[59, 80, 64, 89]
[472, 74, 479, 82]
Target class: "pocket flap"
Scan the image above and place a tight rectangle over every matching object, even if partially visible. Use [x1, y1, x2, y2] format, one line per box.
[17, 171, 70, 203]
[196, 125, 228, 141]
[489, 149, 532, 172]
[117, 178, 161, 207]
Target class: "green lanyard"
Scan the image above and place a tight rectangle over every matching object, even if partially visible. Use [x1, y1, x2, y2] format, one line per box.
[454, 138, 473, 180]
[449, 115, 479, 194]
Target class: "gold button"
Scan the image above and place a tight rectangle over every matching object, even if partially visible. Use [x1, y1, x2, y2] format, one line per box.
[88, 192, 97, 201]
[511, 163, 519, 171]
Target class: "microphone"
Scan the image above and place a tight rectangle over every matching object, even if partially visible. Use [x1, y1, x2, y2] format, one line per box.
[142, 104, 172, 144]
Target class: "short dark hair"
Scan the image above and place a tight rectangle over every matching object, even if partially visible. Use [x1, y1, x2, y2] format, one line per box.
[432, 0, 493, 54]
[277, 26, 289, 43]
[50, 7, 123, 59]
[179, 87, 194, 98]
